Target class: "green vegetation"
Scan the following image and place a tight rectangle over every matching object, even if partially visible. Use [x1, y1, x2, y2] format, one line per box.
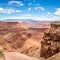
[0, 46, 6, 60]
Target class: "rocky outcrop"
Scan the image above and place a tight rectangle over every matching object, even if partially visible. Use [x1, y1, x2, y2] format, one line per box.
[40, 22, 60, 58]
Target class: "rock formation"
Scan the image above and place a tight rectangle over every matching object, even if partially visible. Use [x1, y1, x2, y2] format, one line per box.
[40, 22, 60, 58]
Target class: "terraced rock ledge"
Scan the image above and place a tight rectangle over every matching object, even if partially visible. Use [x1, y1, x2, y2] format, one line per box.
[40, 21, 60, 58]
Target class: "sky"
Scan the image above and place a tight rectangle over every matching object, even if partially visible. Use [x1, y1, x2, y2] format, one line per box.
[0, 0, 60, 21]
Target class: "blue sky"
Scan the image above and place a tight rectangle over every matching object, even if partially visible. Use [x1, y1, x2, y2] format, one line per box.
[0, 0, 60, 21]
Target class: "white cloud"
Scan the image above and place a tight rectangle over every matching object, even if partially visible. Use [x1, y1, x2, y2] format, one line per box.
[15, 10, 22, 13]
[0, 8, 4, 11]
[54, 8, 60, 15]
[4, 14, 33, 20]
[19, 3, 24, 6]
[8, 1, 24, 6]
[4, 17, 21, 19]
[4, 15, 60, 21]
[0, 8, 15, 14]
[20, 14, 33, 19]
[28, 8, 31, 11]
[7, 9, 22, 14]
[47, 12, 51, 15]
[7, 9, 14, 14]
[34, 7, 45, 11]
[32, 14, 60, 21]
[0, 7, 22, 14]
[0, 7, 5, 13]
[9, 1, 20, 4]
[28, 3, 32, 5]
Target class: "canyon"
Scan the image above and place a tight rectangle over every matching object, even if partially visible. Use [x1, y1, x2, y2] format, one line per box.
[0, 21, 60, 60]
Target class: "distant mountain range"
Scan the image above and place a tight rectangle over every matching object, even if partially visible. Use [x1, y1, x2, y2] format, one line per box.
[0, 19, 52, 23]
[1, 19, 38, 22]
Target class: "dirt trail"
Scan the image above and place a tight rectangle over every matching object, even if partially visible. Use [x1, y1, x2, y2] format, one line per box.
[0, 52, 39, 60]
